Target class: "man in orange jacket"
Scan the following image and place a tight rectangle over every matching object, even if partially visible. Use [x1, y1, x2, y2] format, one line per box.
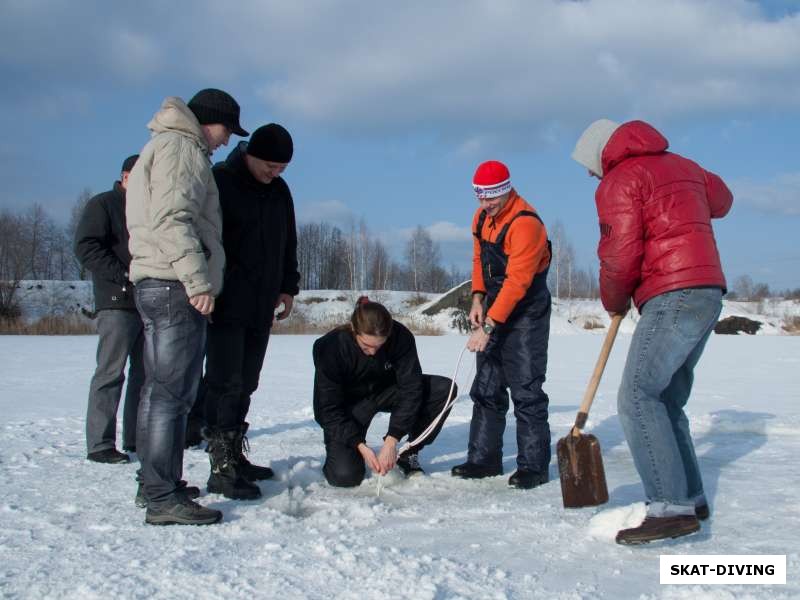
[451, 160, 553, 489]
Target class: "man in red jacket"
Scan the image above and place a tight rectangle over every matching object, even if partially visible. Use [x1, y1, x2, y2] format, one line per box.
[572, 119, 732, 545]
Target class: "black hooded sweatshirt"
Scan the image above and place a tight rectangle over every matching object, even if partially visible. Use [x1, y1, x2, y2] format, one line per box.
[313, 321, 423, 447]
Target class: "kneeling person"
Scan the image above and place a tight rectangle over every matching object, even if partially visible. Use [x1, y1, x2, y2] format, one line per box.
[313, 298, 456, 487]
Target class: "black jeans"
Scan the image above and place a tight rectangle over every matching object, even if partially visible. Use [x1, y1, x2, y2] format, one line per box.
[135, 279, 206, 507]
[323, 374, 456, 487]
[200, 323, 271, 431]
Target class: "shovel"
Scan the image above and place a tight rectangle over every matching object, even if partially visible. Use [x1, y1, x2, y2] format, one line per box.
[557, 314, 623, 508]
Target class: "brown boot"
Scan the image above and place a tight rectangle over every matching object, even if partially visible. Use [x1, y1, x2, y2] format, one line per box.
[616, 515, 700, 545]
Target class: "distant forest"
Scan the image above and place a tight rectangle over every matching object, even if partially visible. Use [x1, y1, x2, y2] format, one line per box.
[2, 195, 797, 319]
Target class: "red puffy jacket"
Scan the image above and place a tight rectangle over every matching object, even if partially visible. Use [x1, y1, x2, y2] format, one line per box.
[595, 120, 733, 313]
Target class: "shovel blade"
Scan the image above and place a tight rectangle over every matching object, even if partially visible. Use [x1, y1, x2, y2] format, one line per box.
[557, 432, 609, 508]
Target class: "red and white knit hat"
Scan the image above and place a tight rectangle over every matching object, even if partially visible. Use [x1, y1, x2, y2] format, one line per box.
[472, 160, 512, 199]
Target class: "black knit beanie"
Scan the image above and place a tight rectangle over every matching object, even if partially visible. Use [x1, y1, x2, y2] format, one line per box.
[246, 124, 294, 163]
[187, 88, 249, 137]
[121, 154, 139, 173]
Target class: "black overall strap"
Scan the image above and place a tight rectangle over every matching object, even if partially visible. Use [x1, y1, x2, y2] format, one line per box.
[474, 209, 543, 243]
[495, 210, 542, 246]
[474, 210, 488, 241]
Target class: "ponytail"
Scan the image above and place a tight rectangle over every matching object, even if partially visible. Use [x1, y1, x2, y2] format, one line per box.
[350, 296, 393, 337]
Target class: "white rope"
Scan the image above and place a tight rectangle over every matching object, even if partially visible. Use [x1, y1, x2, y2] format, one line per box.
[397, 344, 470, 457]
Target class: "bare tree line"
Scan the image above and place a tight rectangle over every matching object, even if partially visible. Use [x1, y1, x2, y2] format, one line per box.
[297, 219, 463, 293]
[3, 195, 795, 319]
[546, 220, 599, 300]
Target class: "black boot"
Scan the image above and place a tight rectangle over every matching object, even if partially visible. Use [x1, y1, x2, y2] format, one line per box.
[397, 451, 424, 477]
[508, 469, 548, 489]
[235, 422, 274, 481]
[207, 429, 262, 500]
[450, 462, 503, 479]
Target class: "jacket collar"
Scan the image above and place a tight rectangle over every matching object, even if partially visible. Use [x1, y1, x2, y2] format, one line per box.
[222, 142, 282, 190]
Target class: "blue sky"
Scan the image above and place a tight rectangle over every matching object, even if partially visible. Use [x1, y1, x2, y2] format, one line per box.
[1, 0, 798, 289]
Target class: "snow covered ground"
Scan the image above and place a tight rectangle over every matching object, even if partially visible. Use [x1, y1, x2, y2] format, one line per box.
[1, 329, 798, 598]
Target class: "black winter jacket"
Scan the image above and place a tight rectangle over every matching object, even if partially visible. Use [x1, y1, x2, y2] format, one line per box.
[212, 143, 300, 328]
[74, 182, 135, 311]
[313, 321, 423, 447]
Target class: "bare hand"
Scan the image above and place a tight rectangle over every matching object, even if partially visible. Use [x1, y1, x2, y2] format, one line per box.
[467, 328, 490, 353]
[377, 436, 398, 474]
[469, 295, 485, 329]
[274, 293, 294, 322]
[189, 293, 215, 315]
[357, 443, 382, 474]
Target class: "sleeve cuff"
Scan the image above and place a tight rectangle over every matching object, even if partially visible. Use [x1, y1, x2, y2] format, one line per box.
[386, 427, 405, 442]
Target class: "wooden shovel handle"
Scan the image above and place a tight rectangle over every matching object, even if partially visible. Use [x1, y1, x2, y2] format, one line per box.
[571, 314, 623, 436]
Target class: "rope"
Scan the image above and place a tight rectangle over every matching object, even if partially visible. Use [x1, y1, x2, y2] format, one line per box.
[397, 344, 470, 457]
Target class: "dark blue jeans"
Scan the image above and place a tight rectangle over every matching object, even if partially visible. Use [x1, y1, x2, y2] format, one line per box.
[618, 287, 722, 517]
[135, 279, 207, 507]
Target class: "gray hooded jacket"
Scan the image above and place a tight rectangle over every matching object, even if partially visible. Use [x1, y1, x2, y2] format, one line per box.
[126, 97, 224, 297]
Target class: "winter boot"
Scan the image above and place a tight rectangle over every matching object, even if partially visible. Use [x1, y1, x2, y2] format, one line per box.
[145, 498, 222, 526]
[235, 422, 274, 481]
[615, 515, 701, 545]
[397, 451, 424, 477]
[207, 429, 262, 500]
[87, 448, 130, 464]
[451, 462, 502, 479]
[508, 469, 548, 489]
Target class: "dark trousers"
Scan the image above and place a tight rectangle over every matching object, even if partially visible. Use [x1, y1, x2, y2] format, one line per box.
[468, 295, 551, 473]
[200, 323, 270, 431]
[135, 279, 206, 507]
[323, 374, 456, 487]
[85, 308, 144, 453]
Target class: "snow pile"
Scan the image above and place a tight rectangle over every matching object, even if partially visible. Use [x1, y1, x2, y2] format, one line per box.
[586, 502, 646, 541]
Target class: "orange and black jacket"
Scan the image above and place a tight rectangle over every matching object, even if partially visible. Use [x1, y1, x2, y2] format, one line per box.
[471, 191, 551, 324]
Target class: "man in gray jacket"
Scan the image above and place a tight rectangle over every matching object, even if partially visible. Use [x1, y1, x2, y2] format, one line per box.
[126, 88, 248, 526]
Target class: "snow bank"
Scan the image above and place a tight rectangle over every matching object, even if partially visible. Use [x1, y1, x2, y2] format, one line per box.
[10, 280, 800, 335]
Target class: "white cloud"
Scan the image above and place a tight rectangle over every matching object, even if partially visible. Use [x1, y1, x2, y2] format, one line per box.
[425, 221, 473, 243]
[732, 173, 800, 216]
[296, 200, 355, 225]
[393, 221, 472, 243]
[2, 0, 800, 136]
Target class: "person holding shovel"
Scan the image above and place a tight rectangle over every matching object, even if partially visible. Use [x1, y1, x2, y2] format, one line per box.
[571, 118, 732, 544]
[312, 297, 456, 487]
[451, 160, 553, 490]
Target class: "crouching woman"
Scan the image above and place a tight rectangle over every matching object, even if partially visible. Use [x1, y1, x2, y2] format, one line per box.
[312, 297, 456, 487]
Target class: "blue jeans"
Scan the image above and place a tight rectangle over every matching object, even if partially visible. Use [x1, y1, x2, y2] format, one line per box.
[135, 279, 207, 507]
[618, 287, 722, 517]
